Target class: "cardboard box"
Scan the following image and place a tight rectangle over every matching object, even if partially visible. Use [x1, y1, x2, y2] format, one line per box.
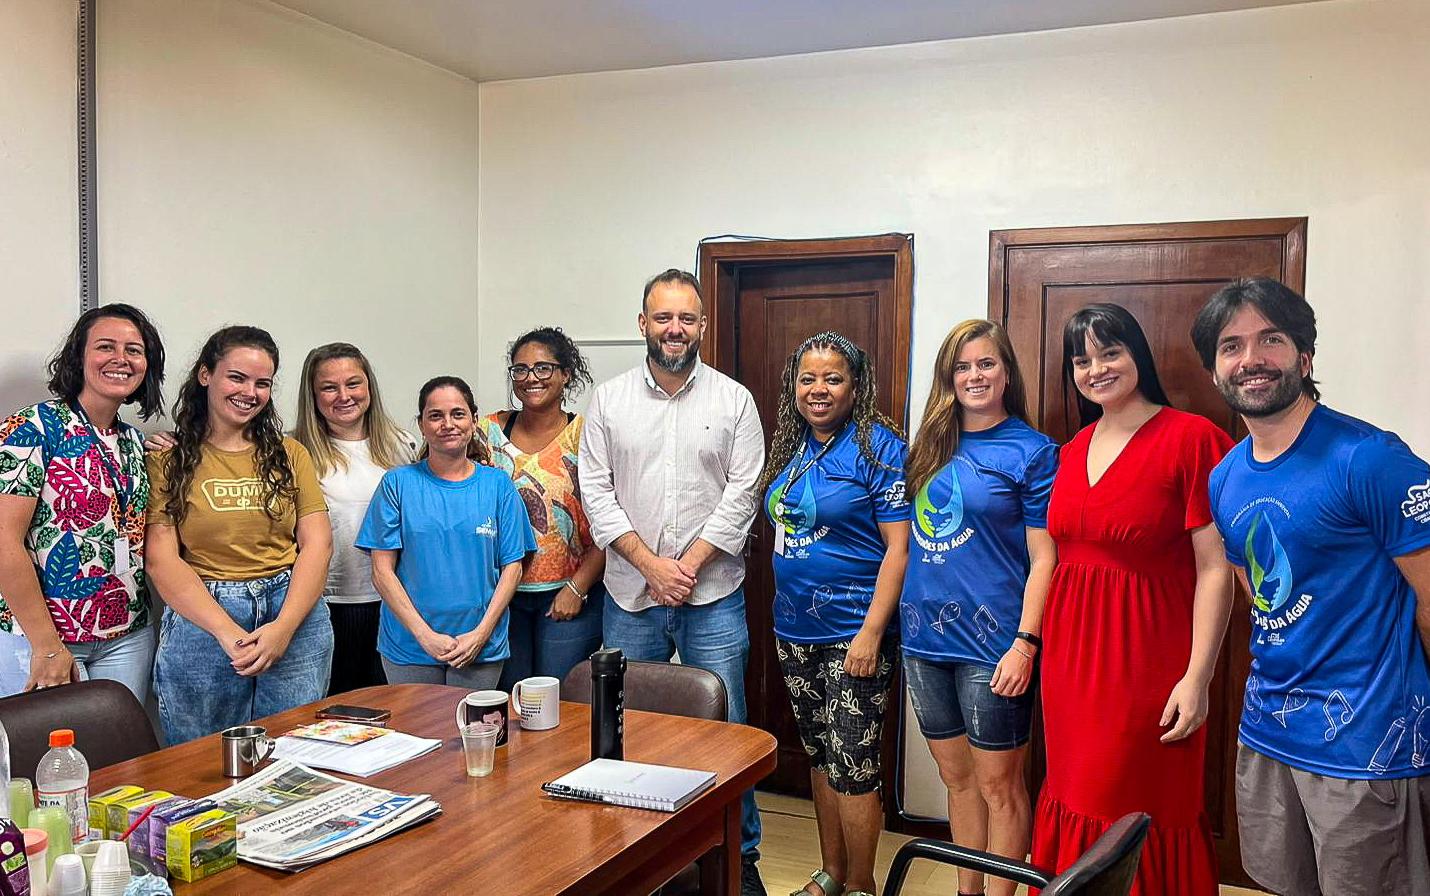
[106, 790, 172, 841]
[88, 785, 142, 839]
[149, 798, 216, 866]
[165, 809, 237, 883]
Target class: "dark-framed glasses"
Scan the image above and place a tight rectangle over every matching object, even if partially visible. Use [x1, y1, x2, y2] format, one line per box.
[508, 362, 561, 381]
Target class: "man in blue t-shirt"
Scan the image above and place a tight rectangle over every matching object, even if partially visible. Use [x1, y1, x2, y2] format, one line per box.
[1193, 277, 1430, 896]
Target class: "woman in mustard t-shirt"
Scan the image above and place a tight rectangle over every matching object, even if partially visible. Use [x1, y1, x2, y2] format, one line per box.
[146, 326, 334, 744]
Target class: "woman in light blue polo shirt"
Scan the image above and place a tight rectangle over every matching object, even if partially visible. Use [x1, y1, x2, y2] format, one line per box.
[358, 376, 535, 688]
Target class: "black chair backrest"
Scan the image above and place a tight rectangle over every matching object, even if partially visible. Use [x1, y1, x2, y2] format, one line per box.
[1044, 813, 1151, 896]
[0, 679, 160, 779]
[561, 659, 727, 722]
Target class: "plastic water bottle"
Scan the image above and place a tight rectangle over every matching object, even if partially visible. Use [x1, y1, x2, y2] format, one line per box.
[35, 730, 88, 846]
[0, 718, 12, 819]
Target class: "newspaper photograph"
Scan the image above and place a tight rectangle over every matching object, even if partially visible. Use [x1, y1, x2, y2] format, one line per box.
[207, 760, 441, 870]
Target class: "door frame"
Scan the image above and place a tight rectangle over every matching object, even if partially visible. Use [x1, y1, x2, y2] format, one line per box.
[988, 217, 1308, 395]
[700, 235, 915, 422]
[699, 233, 916, 831]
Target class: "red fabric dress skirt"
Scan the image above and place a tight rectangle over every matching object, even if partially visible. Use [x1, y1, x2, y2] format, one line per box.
[1032, 408, 1231, 896]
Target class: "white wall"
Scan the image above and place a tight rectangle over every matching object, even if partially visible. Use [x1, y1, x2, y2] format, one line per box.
[97, 0, 480, 427]
[476, 0, 1430, 816]
[0, 0, 80, 412]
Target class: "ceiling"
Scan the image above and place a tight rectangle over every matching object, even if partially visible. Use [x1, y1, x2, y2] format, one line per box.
[271, 0, 1326, 83]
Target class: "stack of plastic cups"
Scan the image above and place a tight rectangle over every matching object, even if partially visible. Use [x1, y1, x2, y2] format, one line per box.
[50, 854, 87, 896]
[21, 829, 47, 896]
[6, 779, 33, 828]
[30, 805, 73, 871]
[89, 841, 131, 896]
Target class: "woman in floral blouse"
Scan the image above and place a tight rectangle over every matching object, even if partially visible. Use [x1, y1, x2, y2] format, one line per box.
[0, 304, 166, 699]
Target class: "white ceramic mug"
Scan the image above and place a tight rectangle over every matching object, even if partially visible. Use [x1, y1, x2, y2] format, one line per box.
[511, 676, 560, 730]
[455, 690, 510, 746]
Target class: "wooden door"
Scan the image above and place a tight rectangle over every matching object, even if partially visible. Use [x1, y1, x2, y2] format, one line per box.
[990, 217, 1307, 888]
[701, 237, 913, 804]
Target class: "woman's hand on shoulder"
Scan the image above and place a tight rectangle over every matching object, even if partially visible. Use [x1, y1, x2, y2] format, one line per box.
[143, 430, 177, 453]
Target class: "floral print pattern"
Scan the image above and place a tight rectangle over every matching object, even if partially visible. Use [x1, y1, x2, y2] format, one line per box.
[0, 400, 149, 641]
[776, 635, 896, 795]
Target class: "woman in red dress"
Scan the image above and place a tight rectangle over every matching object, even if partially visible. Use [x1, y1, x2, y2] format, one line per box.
[1031, 303, 1233, 895]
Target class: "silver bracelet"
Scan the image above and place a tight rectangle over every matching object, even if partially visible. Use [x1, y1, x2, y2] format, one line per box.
[565, 582, 588, 602]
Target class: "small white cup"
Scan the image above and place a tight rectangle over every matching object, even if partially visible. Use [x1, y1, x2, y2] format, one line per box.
[511, 676, 560, 730]
[88, 841, 131, 896]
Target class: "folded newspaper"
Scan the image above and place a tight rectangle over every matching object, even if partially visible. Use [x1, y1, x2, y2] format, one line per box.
[206, 759, 441, 871]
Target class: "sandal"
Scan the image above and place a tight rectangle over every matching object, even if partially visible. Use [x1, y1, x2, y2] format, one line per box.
[792, 870, 843, 896]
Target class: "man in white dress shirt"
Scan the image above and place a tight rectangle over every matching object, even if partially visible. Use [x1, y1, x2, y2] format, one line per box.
[579, 269, 767, 895]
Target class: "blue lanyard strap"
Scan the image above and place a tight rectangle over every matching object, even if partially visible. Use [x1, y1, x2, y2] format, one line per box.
[67, 401, 134, 522]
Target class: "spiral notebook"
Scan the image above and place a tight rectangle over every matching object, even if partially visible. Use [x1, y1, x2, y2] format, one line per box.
[542, 758, 717, 812]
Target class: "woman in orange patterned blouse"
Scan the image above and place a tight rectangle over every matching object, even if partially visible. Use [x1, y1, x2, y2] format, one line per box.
[481, 327, 605, 689]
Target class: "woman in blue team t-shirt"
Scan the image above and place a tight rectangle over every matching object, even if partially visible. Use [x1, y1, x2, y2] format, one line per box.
[357, 376, 535, 689]
[900, 320, 1057, 896]
[758, 332, 910, 896]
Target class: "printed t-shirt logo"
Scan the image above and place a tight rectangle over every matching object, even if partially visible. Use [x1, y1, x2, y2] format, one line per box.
[201, 478, 265, 512]
[1402, 479, 1430, 523]
[915, 468, 963, 539]
[769, 477, 817, 535]
[1245, 511, 1294, 613]
[474, 517, 498, 537]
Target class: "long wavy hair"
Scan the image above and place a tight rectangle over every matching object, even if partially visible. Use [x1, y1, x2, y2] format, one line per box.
[293, 343, 412, 476]
[906, 319, 1030, 495]
[757, 331, 900, 494]
[1061, 303, 1171, 428]
[416, 376, 492, 466]
[163, 326, 295, 526]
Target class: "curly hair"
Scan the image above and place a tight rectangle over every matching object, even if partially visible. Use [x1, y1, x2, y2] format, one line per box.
[507, 326, 594, 406]
[416, 376, 493, 466]
[757, 331, 901, 494]
[47, 303, 166, 420]
[906, 319, 1030, 494]
[164, 326, 296, 526]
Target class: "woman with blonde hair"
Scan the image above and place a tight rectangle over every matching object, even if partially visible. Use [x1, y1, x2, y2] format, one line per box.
[900, 319, 1057, 896]
[293, 343, 418, 695]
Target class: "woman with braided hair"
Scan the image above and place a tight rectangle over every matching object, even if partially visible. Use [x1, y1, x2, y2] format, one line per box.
[758, 331, 910, 896]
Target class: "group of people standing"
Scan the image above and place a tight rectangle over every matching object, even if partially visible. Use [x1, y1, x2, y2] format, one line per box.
[1, 269, 1426, 896]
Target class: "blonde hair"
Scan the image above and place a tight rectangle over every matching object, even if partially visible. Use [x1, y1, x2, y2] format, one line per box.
[906, 320, 1030, 494]
[294, 343, 413, 476]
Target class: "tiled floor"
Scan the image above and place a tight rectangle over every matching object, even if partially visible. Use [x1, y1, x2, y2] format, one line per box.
[755, 793, 1269, 895]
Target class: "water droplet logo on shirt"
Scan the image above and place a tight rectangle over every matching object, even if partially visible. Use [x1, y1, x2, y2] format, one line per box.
[912, 466, 975, 556]
[1245, 511, 1293, 613]
[769, 476, 829, 551]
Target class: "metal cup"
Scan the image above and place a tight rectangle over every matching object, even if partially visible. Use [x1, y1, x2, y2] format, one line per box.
[221, 725, 276, 777]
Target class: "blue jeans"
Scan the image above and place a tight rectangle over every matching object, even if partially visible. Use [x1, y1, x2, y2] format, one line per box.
[0, 624, 157, 702]
[498, 584, 606, 692]
[602, 587, 762, 856]
[154, 570, 333, 745]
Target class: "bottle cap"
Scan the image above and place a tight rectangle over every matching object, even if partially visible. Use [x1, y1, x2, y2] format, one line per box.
[590, 647, 625, 674]
[21, 828, 48, 856]
[49, 728, 75, 748]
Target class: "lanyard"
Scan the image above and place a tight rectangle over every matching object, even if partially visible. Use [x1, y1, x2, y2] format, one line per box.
[782, 423, 846, 494]
[68, 401, 134, 523]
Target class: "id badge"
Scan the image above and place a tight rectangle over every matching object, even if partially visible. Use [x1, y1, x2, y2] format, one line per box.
[114, 536, 131, 575]
[772, 525, 786, 557]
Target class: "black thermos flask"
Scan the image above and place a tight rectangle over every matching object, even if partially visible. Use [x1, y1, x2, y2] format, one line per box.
[590, 647, 626, 760]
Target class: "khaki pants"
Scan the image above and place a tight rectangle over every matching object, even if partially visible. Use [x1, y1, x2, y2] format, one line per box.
[1236, 743, 1430, 896]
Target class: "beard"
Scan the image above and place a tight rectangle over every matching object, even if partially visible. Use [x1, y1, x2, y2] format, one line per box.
[646, 333, 700, 374]
[1217, 363, 1304, 417]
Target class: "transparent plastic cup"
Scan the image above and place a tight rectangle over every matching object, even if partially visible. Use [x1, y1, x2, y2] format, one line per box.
[460, 722, 501, 777]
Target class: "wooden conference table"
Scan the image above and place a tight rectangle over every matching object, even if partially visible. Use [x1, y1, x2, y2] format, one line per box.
[90, 684, 777, 895]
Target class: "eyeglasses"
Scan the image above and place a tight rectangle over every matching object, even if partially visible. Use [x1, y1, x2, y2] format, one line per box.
[508, 362, 561, 381]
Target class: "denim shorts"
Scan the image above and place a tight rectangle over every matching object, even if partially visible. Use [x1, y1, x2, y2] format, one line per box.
[902, 653, 1034, 751]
